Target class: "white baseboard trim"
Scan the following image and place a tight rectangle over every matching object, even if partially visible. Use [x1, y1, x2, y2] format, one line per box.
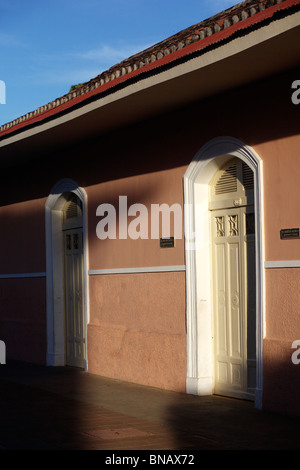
[255, 388, 263, 410]
[46, 352, 65, 367]
[186, 377, 213, 396]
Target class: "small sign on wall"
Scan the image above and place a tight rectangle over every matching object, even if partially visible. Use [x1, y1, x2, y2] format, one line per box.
[280, 228, 300, 240]
[160, 237, 175, 248]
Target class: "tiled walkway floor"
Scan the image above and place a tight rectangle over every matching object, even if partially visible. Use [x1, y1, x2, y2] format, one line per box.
[0, 361, 299, 450]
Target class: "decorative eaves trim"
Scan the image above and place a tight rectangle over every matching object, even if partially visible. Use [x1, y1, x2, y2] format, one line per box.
[0, 0, 298, 139]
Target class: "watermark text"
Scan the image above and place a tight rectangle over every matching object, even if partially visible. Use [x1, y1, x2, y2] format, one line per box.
[96, 196, 184, 241]
[0, 340, 6, 364]
[291, 340, 300, 365]
[291, 80, 300, 105]
[0, 80, 6, 104]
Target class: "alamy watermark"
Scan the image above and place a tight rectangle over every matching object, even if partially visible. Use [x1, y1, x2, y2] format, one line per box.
[0, 80, 6, 105]
[0, 340, 6, 364]
[96, 196, 184, 241]
[291, 80, 300, 105]
[95, 196, 204, 250]
[291, 340, 300, 365]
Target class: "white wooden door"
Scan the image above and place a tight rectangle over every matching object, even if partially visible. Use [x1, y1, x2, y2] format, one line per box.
[210, 159, 256, 400]
[64, 228, 85, 368]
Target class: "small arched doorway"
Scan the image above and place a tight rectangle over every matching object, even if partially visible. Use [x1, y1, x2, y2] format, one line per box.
[209, 158, 256, 400]
[45, 179, 88, 369]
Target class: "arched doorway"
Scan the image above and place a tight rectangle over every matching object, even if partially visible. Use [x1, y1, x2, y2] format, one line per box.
[183, 137, 265, 409]
[209, 158, 256, 400]
[45, 179, 88, 369]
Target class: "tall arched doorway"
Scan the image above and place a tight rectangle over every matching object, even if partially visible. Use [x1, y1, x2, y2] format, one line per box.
[184, 137, 265, 410]
[45, 179, 88, 369]
[209, 158, 256, 400]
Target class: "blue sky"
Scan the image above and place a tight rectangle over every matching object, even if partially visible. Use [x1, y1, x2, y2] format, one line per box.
[0, 0, 235, 126]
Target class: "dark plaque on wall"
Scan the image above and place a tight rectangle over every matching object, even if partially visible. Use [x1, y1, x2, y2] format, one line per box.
[280, 228, 300, 239]
[160, 237, 175, 248]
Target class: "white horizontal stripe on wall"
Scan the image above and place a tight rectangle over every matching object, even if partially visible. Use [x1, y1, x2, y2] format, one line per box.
[3, 262, 299, 277]
[0, 266, 186, 278]
[0, 272, 46, 279]
[264, 260, 300, 269]
[88, 265, 186, 275]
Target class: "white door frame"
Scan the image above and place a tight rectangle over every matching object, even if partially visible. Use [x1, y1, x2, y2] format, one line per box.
[45, 178, 89, 369]
[183, 136, 265, 410]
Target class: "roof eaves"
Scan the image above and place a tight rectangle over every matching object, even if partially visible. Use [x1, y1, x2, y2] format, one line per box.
[0, 0, 299, 140]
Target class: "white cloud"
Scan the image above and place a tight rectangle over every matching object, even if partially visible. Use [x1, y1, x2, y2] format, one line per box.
[30, 42, 150, 88]
[77, 42, 150, 65]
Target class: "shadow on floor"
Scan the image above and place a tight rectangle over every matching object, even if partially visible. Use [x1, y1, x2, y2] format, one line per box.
[1, 361, 300, 450]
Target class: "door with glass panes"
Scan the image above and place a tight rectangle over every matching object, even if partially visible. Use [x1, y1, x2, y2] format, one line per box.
[210, 158, 256, 400]
[63, 194, 85, 368]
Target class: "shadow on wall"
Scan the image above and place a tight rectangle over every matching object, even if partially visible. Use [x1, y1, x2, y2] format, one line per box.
[1, 66, 299, 209]
[262, 338, 300, 417]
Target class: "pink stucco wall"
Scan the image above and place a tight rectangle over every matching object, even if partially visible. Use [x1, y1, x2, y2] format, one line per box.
[88, 271, 187, 391]
[86, 167, 186, 271]
[253, 132, 300, 414]
[263, 269, 300, 415]
[0, 198, 46, 273]
[85, 165, 187, 391]
[255, 134, 300, 263]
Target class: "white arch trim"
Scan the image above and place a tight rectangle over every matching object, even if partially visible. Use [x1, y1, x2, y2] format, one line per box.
[183, 136, 265, 410]
[45, 178, 89, 369]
